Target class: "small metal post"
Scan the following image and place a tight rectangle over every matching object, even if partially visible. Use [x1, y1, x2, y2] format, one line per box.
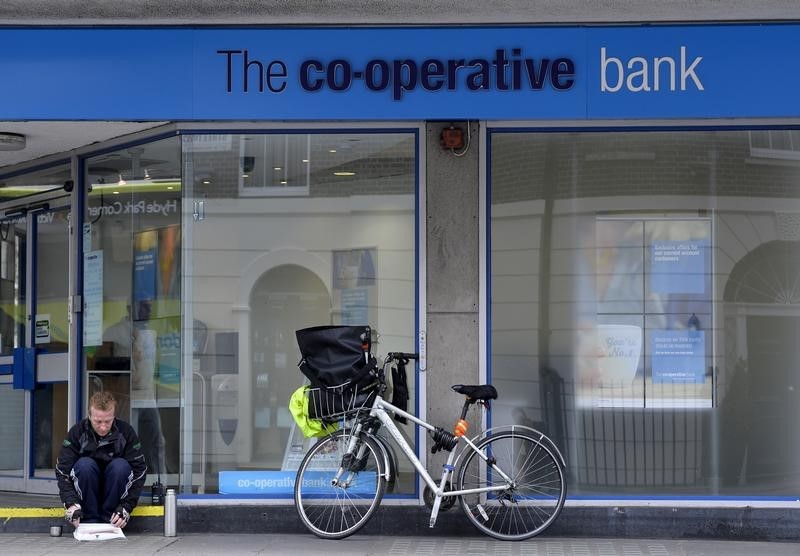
[164, 488, 177, 537]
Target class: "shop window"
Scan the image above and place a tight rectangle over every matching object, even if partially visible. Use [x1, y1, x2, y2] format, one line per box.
[83, 136, 182, 487]
[490, 128, 800, 497]
[183, 129, 419, 496]
[0, 163, 70, 357]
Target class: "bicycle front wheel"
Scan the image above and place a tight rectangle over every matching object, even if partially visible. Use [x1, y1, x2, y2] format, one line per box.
[456, 430, 566, 541]
[294, 430, 387, 539]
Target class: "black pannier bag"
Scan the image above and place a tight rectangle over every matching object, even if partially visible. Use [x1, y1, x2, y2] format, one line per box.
[390, 359, 410, 424]
[295, 325, 378, 421]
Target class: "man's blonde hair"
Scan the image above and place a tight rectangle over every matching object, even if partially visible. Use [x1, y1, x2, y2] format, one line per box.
[89, 390, 117, 412]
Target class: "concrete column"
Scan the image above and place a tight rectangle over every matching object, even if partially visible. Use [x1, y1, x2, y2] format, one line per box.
[425, 121, 480, 470]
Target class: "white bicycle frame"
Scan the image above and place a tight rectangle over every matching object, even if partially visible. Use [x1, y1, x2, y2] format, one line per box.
[348, 392, 516, 528]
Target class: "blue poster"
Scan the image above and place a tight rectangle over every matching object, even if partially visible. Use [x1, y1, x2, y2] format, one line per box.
[133, 243, 157, 320]
[341, 288, 369, 325]
[156, 320, 181, 386]
[650, 240, 708, 294]
[652, 330, 706, 384]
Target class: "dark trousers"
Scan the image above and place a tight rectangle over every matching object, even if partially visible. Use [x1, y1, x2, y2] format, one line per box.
[72, 457, 132, 522]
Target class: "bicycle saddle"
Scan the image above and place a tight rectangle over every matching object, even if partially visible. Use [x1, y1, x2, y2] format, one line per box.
[452, 384, 498, 401]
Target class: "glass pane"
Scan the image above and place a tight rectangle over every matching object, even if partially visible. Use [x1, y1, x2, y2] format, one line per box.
[0, 216, 26, 355]
[791, 131, 800, 151]
[239, 134, 311, 196]
[85, 371, 173, 478]
[0, 163, 70, 203]
[490, 129, 800, 497]
[770, 130, 792, 151]
[84, 136, 182, 487]
[749, 130, 770, 149]
[595, 219, 644, 314]
[0, 383, 24, 476]
[35, 209, 69, 353]
[184, 131, 418, 495]
[87, 372, 132, 423]
[33, 382, 67, 473]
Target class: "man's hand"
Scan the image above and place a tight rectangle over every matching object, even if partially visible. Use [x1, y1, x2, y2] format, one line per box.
[64, 503, 82, 527]
[110, 505, 130, 529]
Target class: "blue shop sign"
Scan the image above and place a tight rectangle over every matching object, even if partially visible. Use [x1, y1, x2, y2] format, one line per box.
[219, 470, 377, 495]
[1, 24, 799, 120]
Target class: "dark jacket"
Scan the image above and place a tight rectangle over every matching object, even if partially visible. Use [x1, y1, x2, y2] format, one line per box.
[55, 417, 147, 512]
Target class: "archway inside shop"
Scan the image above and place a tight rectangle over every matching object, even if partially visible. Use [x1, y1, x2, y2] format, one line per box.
[248, 264, 330, 468]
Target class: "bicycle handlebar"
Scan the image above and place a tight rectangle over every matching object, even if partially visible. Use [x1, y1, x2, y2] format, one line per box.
[385, 352, 419, 362]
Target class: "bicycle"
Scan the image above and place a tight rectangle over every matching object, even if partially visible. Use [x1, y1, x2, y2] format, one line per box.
[293, 351, 567, 541]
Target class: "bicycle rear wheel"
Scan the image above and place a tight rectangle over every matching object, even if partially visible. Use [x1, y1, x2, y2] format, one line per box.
[294, 430, 387, 539]
[456, 430, 566, 541]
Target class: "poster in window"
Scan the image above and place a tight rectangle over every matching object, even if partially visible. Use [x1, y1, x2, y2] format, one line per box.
[577, 217, 712, 408]
[83, 250, 103, 346]
[131, 316, 181, 406]
[132, 225, 180, 321]
[332, 248, 376, 290]
[133, 230, 157, 320]
[341, 287, 369, 325]
[652, 329, 706, 384]
[650, 239, 708, 295]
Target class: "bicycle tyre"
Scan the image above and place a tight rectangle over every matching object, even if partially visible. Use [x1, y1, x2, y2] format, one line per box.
[456, 430, 566, 541]
[294, 430, 387, 539]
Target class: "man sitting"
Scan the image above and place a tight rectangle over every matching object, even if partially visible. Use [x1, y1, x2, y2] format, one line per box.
[55, 391, 147, 529]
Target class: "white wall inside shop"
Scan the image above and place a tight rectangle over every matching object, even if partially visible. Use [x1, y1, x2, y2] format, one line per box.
[186, 193, 416, 466]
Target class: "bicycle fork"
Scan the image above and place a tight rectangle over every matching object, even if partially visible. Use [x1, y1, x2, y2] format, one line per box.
[331, 424, 368, 489]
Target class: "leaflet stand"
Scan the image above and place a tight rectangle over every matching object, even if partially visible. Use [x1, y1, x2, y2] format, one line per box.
[281, 416, 314, 471]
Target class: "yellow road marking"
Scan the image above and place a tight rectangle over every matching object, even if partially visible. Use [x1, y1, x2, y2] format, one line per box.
[132, 506, 164, 516]
[0, 506, 164, 518]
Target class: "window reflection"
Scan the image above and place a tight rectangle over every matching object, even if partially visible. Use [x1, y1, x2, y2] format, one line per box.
[491, 129, 800, 496]
[184, 131, 418, 495]
[0, 384, 24, 475]
[84, 137, 182, 487]
[0, 163, 70, 203]
[0, 163, 70, 356]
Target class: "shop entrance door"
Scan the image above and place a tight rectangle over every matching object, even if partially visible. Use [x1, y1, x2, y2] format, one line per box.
[0, 192, 72, 494]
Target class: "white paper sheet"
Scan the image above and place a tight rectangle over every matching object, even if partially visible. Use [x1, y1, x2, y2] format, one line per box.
[73, 523, 126, 541]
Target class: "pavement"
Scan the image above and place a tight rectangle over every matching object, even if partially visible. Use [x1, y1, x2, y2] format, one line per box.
[2, 533, 799, 555]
